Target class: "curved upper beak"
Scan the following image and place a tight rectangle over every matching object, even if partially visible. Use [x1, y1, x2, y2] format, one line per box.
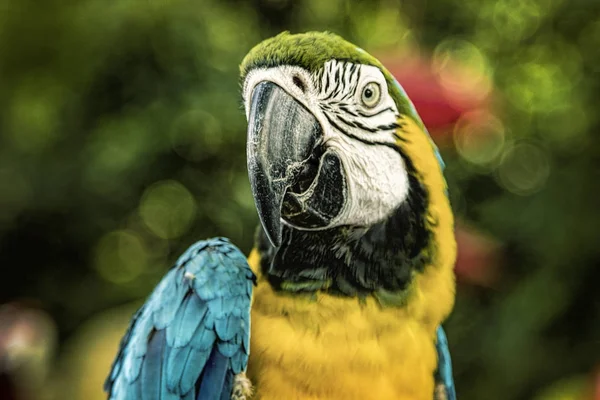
[246, 81, 322, 247]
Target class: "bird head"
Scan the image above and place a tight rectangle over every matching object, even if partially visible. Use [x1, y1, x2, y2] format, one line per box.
[241, 32, 455, 302]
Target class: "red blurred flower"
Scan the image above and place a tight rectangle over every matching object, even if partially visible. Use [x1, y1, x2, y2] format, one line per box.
[453, 222, 502, 287]
[379, 52, 493, 138]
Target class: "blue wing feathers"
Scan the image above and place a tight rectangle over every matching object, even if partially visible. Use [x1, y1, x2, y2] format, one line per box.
[166, 346, 191, 391]
[217, 340, 240, 358]
[173, 294, 206, 348]
[220, 370, 234, 400]
[241, 319, 250, 354]
[434, 326, 457, 400]
[196, 348, 232, 400]
[105, 237, 255, 400]
[191, 323, 217, 351]
[230, 346, 247, 373]
[154, 277, 188, 330]
[180, 348, 212, 394]
[141, 330, 164, 400]
[160, 348, 179, 400]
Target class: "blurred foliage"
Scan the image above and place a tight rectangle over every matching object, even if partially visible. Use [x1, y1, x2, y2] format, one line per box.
[0, 0, 598, 399]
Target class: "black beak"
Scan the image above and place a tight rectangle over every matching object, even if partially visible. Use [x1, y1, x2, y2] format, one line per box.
[246, 81, 345, 247]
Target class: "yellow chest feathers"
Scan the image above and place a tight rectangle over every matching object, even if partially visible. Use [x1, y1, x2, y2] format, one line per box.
[247, 280, 437, 400]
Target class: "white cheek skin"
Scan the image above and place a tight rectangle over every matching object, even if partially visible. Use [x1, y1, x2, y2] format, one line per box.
[327, 136, 409, 228]
[243, 66, 317, 120]
[243, 63, 410, 229]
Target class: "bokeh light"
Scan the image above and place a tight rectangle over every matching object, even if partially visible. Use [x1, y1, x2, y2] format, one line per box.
[496, 142, 551, 196]
[492, 0, 542, 42]
[505, 61, 573, 114]
[7, 75, 67, 153]
[139, 180, 197, 239]
[0, 304, 57, 400]
[432, 38, 492, 106]
[454, 110, 505, 168]
[170, 109, 222, 162]
[94, 230, 148, 284]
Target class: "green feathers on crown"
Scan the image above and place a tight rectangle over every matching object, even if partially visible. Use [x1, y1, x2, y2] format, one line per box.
[240, 31, 417, 122]
[240, 31, 380, 77]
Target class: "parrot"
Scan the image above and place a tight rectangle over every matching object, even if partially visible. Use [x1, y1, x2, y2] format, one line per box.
[104, 31, 457, 400]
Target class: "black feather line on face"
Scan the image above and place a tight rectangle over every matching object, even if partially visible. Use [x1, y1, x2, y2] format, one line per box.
[322, 63, 360, 102]
[323, 112, 399, 151]
[255, 150, 431, 297]
[337, 114, 359, 129]
[323, 69, 330, 93]
[338, 104, 359, 117]
[376, 122, 401, 131]
[334, 67, 342, 91]
[337, 115, 378, 133]
[341, 90, 354, 102]
[349, 63, 359, 89]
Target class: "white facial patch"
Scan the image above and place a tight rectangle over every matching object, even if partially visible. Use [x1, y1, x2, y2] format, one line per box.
[326, 135, 409, 228]
[243, 60, 410, 229]
[243, 65, 320, 120]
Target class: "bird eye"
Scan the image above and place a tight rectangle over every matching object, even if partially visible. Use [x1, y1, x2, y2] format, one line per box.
[360, 82, 381, 108]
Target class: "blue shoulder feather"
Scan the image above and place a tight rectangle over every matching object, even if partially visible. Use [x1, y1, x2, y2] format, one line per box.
[434, 326, 456, 400]
[105, 237, 255, 400]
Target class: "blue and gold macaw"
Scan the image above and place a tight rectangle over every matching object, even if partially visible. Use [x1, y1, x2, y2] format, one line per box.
[105, 31, 457, 400]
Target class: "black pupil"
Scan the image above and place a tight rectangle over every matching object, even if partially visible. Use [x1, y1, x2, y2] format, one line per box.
[364, 88, 373, 98]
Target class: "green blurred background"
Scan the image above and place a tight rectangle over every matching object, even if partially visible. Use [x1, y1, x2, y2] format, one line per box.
[0, 0, 598, 399]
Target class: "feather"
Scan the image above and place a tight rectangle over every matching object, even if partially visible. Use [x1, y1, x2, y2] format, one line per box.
[131, 314, 153, 358]
[174, 294, 206, 348]
[215, 315, 241, 341]
[217, 340, 239, 358]
[434, 326, 456, 400]
[196, 348, 231, 400]
[123, 353, 143, 383]
[153, 273, 188, 330]
[230, 349, 247, 374]
[105, 238, 255, 400]
[166, 346, 193, 391]
[140, 330, 164, 400]
[130, 376, 142, 400]
[220, 371, 234, 400]
[160, 346, 180, 400]
[179, 347, 212, 394]
[190, 323, 217, 351]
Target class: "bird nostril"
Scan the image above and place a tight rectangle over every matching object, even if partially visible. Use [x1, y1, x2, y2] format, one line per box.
[292, 75, 306, 92]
